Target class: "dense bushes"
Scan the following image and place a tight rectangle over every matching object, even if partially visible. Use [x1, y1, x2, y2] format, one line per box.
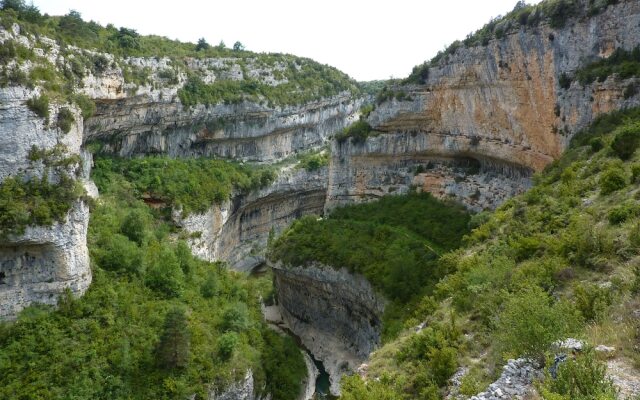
[611, 121, 640, 160]
[269, 192, 470, 338]
[335, 120, 373, 143]
[494, 287, 582, 361]
[178, 60, 358, 107]
[0, 173, 83, 239]
[0, 157, 305, 400]
[92, 156, 276, 215]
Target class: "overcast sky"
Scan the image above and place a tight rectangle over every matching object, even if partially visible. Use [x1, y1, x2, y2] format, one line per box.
[37, 0, 541, 81]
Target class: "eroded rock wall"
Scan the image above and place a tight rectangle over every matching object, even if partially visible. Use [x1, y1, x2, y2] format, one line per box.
[326, 134, 532, 212]
[0, 87, 91, 319]
[86, 93, 361, 162]
[329, 0, 640, 211]
[175, 166, 328, 271]
[272, 263, 385, 396]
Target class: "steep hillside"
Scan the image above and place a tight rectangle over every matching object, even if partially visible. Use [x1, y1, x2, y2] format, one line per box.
[334, 107, 640, 399]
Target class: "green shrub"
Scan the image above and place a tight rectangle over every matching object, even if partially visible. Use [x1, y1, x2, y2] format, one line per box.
[145, 245, 185, 298]
[558, 73, 572, 89]
[624, 84, 638, 99]
[201, 271, 219, 298]
[120, 209, 148, 245]
[217, 332, 239, 360]
[26, 93, 49, 120]
[260, 329, 308, 400]
[590, 137, 605, 152]
[94, 233, 144, 275]
[608, 203, 637, 224]
[335, 120, 373, 143]
[0, 173, 81, 239]
[297, 151, 329, 171]
[56, 107, 75, 133]
[573, 283, 613, 322]
[73, 94, 96, 119]
[91, 156, 276, 215]
[599, 166, 627, 195]
[540, 350, 617, 400]
[494, 287, 582, 361]
[340, 375, 404, 400]
[221, 303, 250, 332]
[548, 0, 577, 28]
[611, 121, 640, 160]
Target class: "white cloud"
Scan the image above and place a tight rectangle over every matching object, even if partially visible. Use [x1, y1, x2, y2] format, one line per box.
[37, 0, 541, 81]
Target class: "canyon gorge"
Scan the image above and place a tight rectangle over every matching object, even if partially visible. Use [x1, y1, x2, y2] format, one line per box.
[2, 0, 640, 398]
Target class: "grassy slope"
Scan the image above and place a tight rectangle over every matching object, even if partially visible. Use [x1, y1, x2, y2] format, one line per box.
[340, 109, 640, 399]
[0, 158, 305, 400]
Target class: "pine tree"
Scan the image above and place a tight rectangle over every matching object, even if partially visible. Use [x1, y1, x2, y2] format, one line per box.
[156, 307, 190, 369]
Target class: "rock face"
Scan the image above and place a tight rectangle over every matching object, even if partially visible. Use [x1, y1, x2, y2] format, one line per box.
[328, 0, 640, 210]
[0, 201, 91, 319]
[272, 263, 385, 395]
[86, 92, 361, 162]
[209, 370, 256, 400]
[469, 359, 541, 400]
[326, 134, 532, 212]
[0, 87, 91, 319]
[175, 165, 328, 271]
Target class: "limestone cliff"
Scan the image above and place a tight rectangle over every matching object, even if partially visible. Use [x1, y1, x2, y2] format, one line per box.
[86, 90, 362, 162]
[328, 0, 640, 210]
[175, 165, 327, 271]
[271, 263, 385, 395]
[0, 86, 91, 319]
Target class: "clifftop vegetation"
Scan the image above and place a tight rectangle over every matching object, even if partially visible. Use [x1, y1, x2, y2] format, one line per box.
[92, 156, 277, 216]
[0, 0, 359, 109]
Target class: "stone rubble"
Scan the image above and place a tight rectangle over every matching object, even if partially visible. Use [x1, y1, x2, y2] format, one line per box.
[469, 359, 541, 400]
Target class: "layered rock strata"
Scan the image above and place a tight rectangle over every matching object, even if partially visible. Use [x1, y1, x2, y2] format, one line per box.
[271, 263, 385, 395]
[0, 87, 91, 318]
[86, 93, 361, 162]
[174, 166, 328, 271]
[328, 0, 640, 211]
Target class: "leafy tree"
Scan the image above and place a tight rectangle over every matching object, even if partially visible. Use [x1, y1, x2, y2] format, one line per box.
[195, 37, 209, 51]
[611, 121, 640, 160]
[216, 40, 226, 50]
[1, 0, 24, 11]
[120, 209, 148, 245]
[221, 303, 250, 332]
[112, 27, 140, 49]
[233, 41, 245, 51]
[217, 332, 238, 360]
[156, 307, 190, 369]
[145, 244, 185, 298]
